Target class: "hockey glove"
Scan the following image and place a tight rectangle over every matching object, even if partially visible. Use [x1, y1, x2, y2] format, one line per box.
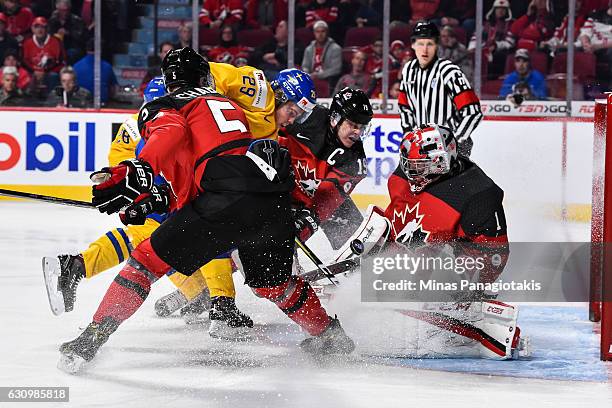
[91, 158, 155, 214]
[293, 207, 319, 241]
[119, 184, 171, 225]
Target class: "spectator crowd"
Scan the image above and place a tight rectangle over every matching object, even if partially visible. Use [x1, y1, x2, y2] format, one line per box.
[0, 0, 610, 107]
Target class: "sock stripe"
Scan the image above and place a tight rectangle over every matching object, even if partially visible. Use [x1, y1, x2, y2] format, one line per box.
[281, 281, 310, 315]
[116, 228, 133, 254]
[114, 275, 149, 301]
[106, 231, 125, 263]
[126, 257, 159, 283]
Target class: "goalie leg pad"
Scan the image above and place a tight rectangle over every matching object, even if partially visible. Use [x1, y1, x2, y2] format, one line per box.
[334, 205, 391, 262]
[405, 300, 525, 360]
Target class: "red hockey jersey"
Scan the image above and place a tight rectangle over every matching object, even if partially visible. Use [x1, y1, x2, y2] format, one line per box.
[280, 106, 367, 222]
[137, 86, 286, 210]
[384, 159, 508, 245]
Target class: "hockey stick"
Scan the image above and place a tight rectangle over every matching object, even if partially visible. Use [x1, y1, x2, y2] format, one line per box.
[0, 188, 95, 209]
[300, 258, 360, 282]
[294, 237, 338, 286]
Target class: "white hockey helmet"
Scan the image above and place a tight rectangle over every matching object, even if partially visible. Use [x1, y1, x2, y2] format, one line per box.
[399, 124, 457, 192]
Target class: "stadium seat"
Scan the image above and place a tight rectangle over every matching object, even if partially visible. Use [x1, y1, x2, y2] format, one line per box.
[296, 27, 314, 45]
[504, 51, 549, 76]
[342, 47, 359, 66]
[453, 26, 467, 46]
[237, 28, 274, 48]
[390, 25, 411, 43]
[199, 28, 220, 47]
[546, 73, 585, 100]
[480, 79, 504, 99]
[313, 78, 331, 98]
[344, 27, 381, 47]
[551, 52, 596, 81]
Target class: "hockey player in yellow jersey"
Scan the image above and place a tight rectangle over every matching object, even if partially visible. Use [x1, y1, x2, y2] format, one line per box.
[43, 64, 316, 339]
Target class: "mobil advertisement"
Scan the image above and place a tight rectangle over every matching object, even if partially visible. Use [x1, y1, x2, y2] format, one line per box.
[0, 110, 127, 186]
[0, 109, 596, 224]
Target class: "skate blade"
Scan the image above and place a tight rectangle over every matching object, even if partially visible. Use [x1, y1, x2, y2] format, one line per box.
[182, 312, 209, 325]
[42, 257, 65, 316]
[208, 320, 253, 341]
[57, 352, 87, 374]
[518, 335, 532, 358]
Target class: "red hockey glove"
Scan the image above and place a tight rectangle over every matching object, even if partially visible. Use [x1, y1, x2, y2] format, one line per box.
[119, 184, 171, 225]
[91, 158, 154, 215]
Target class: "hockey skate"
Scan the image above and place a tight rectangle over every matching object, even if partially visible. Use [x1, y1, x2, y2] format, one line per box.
[208, 296, 253, 340]
[42, 254, 85, 316]
[511, 327, 532, 359]
[300, 316, 355, 355]
[57, 317, 119, 374]
[154, 290, 188, 317]
[180, 288, 212, 324]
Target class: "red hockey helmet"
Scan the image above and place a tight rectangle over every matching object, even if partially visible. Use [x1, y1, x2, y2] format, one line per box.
[399, 124, 457, 192]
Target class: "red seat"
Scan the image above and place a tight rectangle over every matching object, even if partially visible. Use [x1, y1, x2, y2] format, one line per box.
[504, 51, 548, 76]
[313, 78, 330, 98]
[342, 47, 359, 66]
[237, 28, 274, 48]
[551, 52, 596, 81]
[344, 27, 381, 47]
[199, 28, 220, 47]
[546, 73, 584, 100]
[390, 25, 411, 43]
[453, 26, 467, 45]
[296, 27, 314, 45]
[480, 79, 504, 99]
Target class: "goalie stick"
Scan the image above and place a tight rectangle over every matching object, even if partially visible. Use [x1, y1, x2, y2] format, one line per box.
[300, 258, 360, 282]
[0, 188, 94, 209]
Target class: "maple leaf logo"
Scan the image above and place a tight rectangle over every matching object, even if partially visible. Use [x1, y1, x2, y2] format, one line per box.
[393, 203, 430, 246]
[295, 161, 320, 197]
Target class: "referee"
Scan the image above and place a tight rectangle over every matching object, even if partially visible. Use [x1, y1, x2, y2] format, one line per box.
[398, 21, 483, 157]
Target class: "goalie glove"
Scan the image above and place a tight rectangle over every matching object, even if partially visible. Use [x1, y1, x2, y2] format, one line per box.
[91, 158, 154, 214]
[119, 184, 171, 225]
[293, 207, 319, 241]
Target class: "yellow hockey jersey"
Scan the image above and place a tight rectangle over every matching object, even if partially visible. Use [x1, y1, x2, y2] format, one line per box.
[108, 63, 277, 166]
[210, 62, 277, 140]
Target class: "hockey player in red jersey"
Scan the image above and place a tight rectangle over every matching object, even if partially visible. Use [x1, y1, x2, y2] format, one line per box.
[281, 87, 372, 248]
[385, 124, 507, 247]
[57, 48, 354, 373]
[334, 124, 529, 359]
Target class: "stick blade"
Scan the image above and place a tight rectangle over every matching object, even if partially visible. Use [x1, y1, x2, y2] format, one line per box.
[42, 257, 65, 316]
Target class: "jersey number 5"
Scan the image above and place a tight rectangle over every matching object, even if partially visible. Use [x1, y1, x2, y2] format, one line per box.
[207, 99, 248, 134]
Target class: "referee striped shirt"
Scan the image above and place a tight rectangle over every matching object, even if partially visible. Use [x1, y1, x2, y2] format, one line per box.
[398, 56, 482, 155]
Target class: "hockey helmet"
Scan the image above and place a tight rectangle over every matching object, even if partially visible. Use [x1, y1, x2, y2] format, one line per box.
[161, 47, 210, 90]
[411, 20, 440, 43]
[143, 76, 166, 103]
[399, 124, 457, 192]
[329, 87, 373, 142]
[271, 68, 317, 123]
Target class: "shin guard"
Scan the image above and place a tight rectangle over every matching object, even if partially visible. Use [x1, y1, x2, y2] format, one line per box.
[253, 276, 331, 336]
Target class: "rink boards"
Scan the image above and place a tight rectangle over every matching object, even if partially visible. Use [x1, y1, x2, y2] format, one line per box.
[0, 108, 595, 223]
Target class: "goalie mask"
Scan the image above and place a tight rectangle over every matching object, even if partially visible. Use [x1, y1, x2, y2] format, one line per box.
[399, 124, 457, 192]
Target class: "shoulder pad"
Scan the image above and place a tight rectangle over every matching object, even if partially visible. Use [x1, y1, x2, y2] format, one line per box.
[427, 162, 500, 212]
[138, 96, 175, 132]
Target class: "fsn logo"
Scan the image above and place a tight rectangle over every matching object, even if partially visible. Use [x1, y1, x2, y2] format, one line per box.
[0, 121, 96, 172]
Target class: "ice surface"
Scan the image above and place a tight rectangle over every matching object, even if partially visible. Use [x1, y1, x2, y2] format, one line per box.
[1, 202, 611, 408]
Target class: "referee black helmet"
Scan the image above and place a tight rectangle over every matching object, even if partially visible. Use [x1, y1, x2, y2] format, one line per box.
[411, 20, 440, 43]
